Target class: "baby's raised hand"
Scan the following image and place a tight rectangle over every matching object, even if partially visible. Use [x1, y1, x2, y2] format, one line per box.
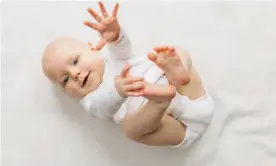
[138, 82, 176, 103]
[84, 1, 121, 50]
[115, 64, 145, 98]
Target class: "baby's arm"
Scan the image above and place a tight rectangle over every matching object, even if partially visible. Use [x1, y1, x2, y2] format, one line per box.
[106, 28, 135, 61]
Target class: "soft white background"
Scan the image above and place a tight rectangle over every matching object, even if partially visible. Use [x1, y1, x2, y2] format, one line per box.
[2, 1, 276, 166]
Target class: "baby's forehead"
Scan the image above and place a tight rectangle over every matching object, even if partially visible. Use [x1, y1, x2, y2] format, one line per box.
[43, 37, 87, 69]
[48, 38, 86, 59]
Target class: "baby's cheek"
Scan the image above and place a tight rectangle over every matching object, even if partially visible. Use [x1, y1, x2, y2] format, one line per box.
[80, 57, 94, 70]
[66, 82, 81, 98]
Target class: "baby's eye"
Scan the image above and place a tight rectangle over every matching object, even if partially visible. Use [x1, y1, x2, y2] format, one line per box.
[73, 57, 79, 65]
[63, 76, 69, 86]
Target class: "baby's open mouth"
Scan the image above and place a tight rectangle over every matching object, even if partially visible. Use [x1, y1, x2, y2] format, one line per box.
[82, 72, 91, 87]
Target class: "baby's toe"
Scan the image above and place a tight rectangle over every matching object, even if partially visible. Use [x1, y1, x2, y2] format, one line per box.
[168, 46, 175, 52]
[154, 46, 168, 53]
[148, 52, 157, 62]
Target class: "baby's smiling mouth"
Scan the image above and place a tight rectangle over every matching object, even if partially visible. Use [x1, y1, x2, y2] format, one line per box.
[82, 72, 91, 87]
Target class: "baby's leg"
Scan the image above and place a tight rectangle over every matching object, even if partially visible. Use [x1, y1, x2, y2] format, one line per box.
[124, 47, 211, 147]
[128, 114, 186, 146]
[123, 83, 180, 142]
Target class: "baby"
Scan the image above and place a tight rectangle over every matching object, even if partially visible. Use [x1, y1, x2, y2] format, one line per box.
[42, 2, 214, 148]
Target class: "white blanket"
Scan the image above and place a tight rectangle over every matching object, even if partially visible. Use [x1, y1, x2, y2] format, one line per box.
[2, 1, 276, 166]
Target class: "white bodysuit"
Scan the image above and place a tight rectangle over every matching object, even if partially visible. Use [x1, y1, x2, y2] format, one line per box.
[79, 29, 214, 148]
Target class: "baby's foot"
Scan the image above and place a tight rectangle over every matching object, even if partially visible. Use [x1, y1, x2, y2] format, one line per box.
[142, 82, 176, 104]
[148, 46, 190, 86]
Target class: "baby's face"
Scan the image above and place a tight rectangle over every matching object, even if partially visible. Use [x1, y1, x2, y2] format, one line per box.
[42, 37, 105, 98]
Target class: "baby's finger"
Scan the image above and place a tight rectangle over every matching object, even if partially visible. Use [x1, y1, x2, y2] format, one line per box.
[112, 2, 119, 17]
[84, 21, 99, 31]
[87, 8, 103, 22]
[123, 77, 144, 85]
[126, 91, 144, 97]
[96, 39, 106, 50]
[88, 42, 93, 46]
[98, 1, 109, 18]
[120, 64, 131, 78]
[123, 82, 144, 91]
[88, 42, 96, 51]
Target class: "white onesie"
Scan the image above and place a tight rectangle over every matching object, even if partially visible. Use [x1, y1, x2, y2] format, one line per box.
[79, 29, 214, 148]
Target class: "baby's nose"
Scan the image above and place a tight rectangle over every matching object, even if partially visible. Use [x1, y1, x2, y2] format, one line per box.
[77, 74, 84, 83]
[69, 67, 81, 81]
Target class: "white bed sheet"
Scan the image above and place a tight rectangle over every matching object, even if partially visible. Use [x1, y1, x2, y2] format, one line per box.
[2, 1, 276, 166]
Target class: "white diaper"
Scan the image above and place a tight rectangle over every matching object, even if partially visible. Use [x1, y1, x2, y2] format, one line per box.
[170, 90, 215, 148]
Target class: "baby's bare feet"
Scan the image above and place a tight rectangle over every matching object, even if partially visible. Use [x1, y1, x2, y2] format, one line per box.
[148, 46, 190, 86]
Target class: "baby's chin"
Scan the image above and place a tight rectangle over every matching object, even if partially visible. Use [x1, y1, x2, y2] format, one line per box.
[78, 78, 104, 99]
[68, 90, 89, 100]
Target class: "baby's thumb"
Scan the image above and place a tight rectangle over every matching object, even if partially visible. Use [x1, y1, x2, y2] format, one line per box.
[96, 39, 106, 50]
[88, 42, 96, 51]
[120, 63, 131, 77]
